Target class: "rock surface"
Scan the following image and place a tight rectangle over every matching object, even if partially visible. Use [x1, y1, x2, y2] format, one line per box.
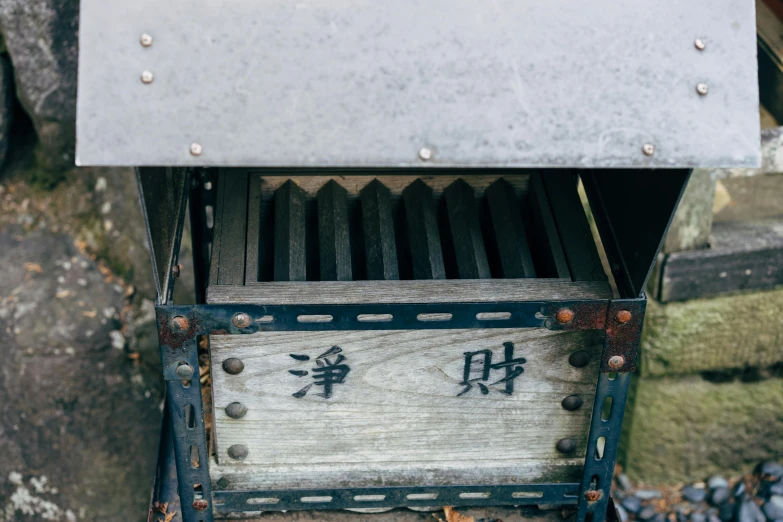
[0, 55, 13, 170]
[0, 0, 79, 169]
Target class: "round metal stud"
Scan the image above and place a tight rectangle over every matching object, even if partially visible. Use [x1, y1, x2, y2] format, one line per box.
[192, 500, 209, 511]
[175, 362, 194, 379]
[222, 358, 245, 375]
[694, 39, 706, 51]
[418, 147, 432, 161]
[561, 395, 584, 411]
[232, 312, 252, 329]
[225, 402, 248, 419]
[556, 308, 574, 324]
[696, 83, 709, 96]
[608, 355, 625, 371]
[140, 33, 153, 47]
[568, 350, 591, 368]
[228, 444, 249, 461]
[615, 309, 632, 324]
[642, 143, 655, 156]
[190, 142, 203, 156]
[141, 70, 154, 84]
[556, 438, 578, 454]
[171, 315, 190, 332]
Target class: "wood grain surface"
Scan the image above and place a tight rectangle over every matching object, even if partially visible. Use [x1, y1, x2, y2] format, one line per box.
[209, 328, 603, 489]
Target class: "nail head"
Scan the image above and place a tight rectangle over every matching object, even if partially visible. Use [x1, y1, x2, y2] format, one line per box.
[418, 147, 432, 161]
[568, 350, 591, 368]
[556, 308, 574, 324]
[141, 70, 154, 84]
[694, 39, 706, 51]
[608, 355, 625, 371]
[642, 143, 655, 156]
[175, 362, 194, 378]
[140, 33, 153, 47]
[190, 142, 203, 156]
[222, 358, 245, 375]
[228, 444, 249, 460]
[232, 312, 252, 328]
[561, 395, 584, 411]
[556, 438, 578, 454]
[696, 83, 709, 96]
[171, 315, 189, 332]
[615, 309, 632, 324]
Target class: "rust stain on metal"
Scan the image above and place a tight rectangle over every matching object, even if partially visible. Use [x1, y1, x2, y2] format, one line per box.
[585, 490, 602, 502]
[556, 308, 575, 324]
[544, 301, 608, 331]
[156, 309, 197, 351]
[601, 300, 646, 373]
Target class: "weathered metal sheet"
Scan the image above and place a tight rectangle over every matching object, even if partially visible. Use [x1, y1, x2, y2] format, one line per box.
[77, 0, 760, 168]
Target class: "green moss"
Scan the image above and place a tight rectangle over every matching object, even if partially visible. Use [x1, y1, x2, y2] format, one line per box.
[641, 288, 783, 377]
[620, 376, 783, 483]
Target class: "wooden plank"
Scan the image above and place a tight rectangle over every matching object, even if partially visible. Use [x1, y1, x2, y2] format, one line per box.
[528, 173, 571, 279]
[656, 219, 783, 302]
[207, 279, 613, 304]
[317, 180, 353, 281]
[210, 328, 603, 488]
[360, 179, 399, 280]
[541, 172, 607, 282]
[483, 178, 536, 278]
[212, 169, 249, 285]
[401, 179, 446, 279]
[441, 179, 491, 279]
[274, 180, 307, 281]
[244, 172, 263, 284]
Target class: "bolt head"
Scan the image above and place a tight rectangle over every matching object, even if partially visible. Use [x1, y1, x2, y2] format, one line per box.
[608, 355, 625, 371]
[192, 499, 209, 511]
[225, 402, 248, 419]
[615, 309, 632, 324]
[227, 444, 249, 460]
[141, 70, 154, 84]
[232, 312, 252, 328]
[556, 438, 578, 454]
[642, 143, 655, 156]
[175, 362, 194, 378]
[222, 358, 245, 375]
[172, 264, 181, 278]
[140, 33, 153, 47]
[561, 395, 584, 411]
[568, 350, 591, 368]
[171, 315, 190, 332]
[585, 490, 602, 502]
[694, 39, 706, 51]
[418, 147, 432, 161]
[696, 83, 709, 96]
[556, 308, 574, 324]
[190, 142, 203, 156]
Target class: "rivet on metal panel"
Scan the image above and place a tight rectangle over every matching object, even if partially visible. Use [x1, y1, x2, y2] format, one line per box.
[556, 438, 577, 454]
[171, 315, 190, 332]
[607, 355, 625, 371]
[225, 402, 248, 419]
[232, 312, 252, 328]
[222, 358, 244, 375]
[190, 143, 203, 156]
[556, 308, 574, 324]
[694, 39, 706, 51]
[642, 143, 655, 156]
[696, 83, 709, 96]
[418, 147, 432, 161]
[568, 351, 591, 368]
[175, 362, 194, 378]
[561, 395, 584, 411]
[140, 33, 153, 47]
[140, 70, 154, 84]
[615, 310, 632, 324]
[228, 444, 249, 460]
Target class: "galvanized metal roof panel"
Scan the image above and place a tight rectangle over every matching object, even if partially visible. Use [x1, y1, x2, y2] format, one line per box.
[76, 0, 760, 168]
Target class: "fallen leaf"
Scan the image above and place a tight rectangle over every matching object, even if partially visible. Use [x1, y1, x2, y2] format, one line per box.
[56, 290, 72, 299]
[24, 262, 43, 273]
[82, 310, 97, 318]
[443, 507, 475, 522]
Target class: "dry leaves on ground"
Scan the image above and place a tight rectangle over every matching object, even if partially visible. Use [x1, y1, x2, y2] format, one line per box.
[440, 506, 476, 522]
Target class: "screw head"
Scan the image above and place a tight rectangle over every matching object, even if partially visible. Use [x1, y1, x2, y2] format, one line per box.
[556, 438, 578, 454]
[561, 395, 584, 411]
[608, 355, 625, 371]
[615, 309, 632, 324]
[141, 70, 154, 84]
[232, 312, 252, 329]
[227, 444, 249, 460]
[568, 350, 591, 368]
[694, 39, 706, 51]
[642, 143, 655, 156]
[225, 402, 247, 419]
[190, 142, 203, 156]
[556, 308, 574, 324]
[418, 147, 432, 161]
[222, 358, 245, 375]
[175, 362, 194, 378]
[192, 499, 209, 511]
[171, 315, 190, 332]
[585, 490, 602, 502]
[140, 33, 153, 47]
[696, 83, 709, 96]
